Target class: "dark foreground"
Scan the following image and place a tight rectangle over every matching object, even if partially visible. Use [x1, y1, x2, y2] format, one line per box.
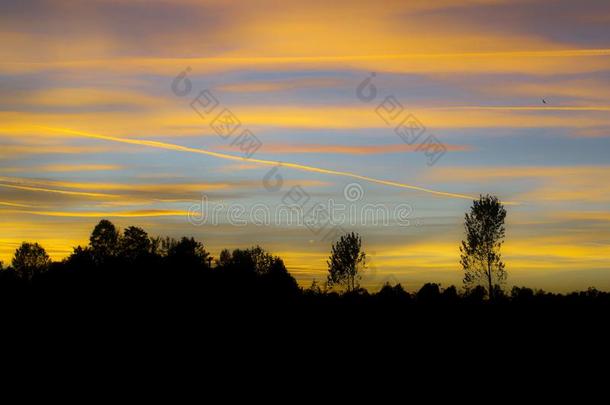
[2, 258, 609, 327]
[2, 262, 609, 374]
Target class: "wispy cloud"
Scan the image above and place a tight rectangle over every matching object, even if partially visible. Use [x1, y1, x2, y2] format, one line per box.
[225, 143, 472, 155]
[571, 127, 610, 138]
[426, 165, 610, 203]
[217, 77, 348, 93]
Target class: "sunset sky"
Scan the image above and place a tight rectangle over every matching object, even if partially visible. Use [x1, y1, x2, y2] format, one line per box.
[1, 0, 610, 291]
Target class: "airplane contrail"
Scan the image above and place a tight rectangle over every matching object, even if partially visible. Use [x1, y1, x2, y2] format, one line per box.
[0, 201, 32, 208]
[0, 182, 118, 198]
[37, 126, 515, 204]
[2, 209, 188, 218]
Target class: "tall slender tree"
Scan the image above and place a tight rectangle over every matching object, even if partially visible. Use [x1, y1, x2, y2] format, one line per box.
[327, 232, 366, 292]
[460, 195, 507, 300]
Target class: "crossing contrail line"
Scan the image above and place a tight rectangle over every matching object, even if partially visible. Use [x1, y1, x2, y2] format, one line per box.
[37, 126, 518, 204]
[0, 182, 117, 198]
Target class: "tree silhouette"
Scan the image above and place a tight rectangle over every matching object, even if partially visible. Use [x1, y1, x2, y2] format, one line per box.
[216, 249, 232, 267]
[441, 285, 459, 304]
[89, 219, 119, 262]
[238, 246, 275, 275]
[463, 285, 487, 304]
[120, 226, 151, 262]
[460, 194, 507, 300]
[166, 237, 211, 270]
[212, 246, 298, 297]
[304, 279, 324, 296]
[511, 286, 534, 304]
[377, 282, 411, 304]
[416, 283, 441, 303]
[12, 242, 50, 281]
[262, 256, 298, 293]
[327, 232, 366, 292]
[219, 246, 290, 276]
[66, 245, 95, 267]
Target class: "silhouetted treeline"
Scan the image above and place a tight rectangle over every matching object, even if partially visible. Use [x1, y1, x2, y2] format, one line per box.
[1, 220, 610, 315]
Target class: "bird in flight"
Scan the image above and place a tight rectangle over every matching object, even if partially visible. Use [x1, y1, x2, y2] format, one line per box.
[542, 98, 547, 104]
